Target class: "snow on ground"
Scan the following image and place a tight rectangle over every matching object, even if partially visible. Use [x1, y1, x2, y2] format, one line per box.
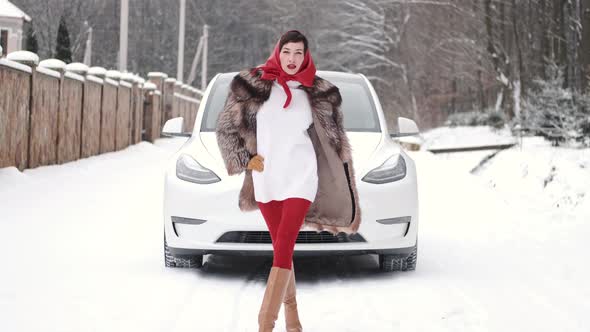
[474, 136, 589, 210]
[419, 125, 518, 174]
[1, 128, 589, 331]
[422, 125, 589, 212]
[421, 125, 516, 151]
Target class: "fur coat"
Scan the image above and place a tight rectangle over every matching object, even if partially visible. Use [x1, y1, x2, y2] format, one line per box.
[216, 68, 361, 235]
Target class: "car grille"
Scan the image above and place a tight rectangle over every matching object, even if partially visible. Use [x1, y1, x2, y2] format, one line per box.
[216, 231, 366, 244]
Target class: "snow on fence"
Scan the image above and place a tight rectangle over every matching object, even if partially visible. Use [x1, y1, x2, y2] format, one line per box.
[163, 78, 176, 130]
[114, 75, 132, 151]
[142, 83, 161, 143]
[100, 77, 118, 153]
[81, 73, 103, 158]
[58, 70, 84, 164]
[0, 52, 201, 171]
[0, 58, 30, 171]
[30, 65, 60, 168]
[145, 73, 200, 140]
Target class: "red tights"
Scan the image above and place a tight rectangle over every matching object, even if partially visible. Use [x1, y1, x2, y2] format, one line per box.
[257, 198, 312, 270]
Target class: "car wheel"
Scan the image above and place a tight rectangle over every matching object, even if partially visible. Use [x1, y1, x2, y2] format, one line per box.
[379, 243, 418, 272]
[404, 245, 417, 271]
[164, 234, 203, 269]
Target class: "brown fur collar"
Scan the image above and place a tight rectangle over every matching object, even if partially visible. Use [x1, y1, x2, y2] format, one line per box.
[230, 67, 343, 107]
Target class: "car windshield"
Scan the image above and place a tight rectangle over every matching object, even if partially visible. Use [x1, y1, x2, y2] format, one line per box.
[200, 72, 380, 132]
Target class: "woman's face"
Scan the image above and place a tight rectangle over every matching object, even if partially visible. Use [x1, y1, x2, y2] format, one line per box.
[279, 41, 305, 75]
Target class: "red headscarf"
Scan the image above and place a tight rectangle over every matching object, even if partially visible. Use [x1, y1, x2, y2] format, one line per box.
[251, 31, 317, 108]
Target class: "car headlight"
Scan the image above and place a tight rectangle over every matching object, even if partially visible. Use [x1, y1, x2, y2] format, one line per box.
[176, 154, 221, 184]
[362, 154, 406, 184]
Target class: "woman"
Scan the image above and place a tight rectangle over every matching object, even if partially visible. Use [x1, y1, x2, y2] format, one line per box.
[216, 30, 361, 331]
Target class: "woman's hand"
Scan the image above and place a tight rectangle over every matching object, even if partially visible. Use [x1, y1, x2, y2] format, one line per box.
[247, 154, 264, 172]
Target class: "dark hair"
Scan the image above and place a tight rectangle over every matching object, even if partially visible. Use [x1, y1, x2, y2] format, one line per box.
[279, 30, 308, 54]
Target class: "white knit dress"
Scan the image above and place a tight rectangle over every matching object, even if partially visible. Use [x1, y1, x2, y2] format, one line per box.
[252, 79, 318, 204]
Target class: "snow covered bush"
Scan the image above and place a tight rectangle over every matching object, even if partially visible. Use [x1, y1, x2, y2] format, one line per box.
[445, 109, 507, 129]
[520, 63, 590, 147]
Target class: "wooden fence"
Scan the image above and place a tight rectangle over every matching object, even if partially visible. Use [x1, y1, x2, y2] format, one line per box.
[0, 52, 201, 171]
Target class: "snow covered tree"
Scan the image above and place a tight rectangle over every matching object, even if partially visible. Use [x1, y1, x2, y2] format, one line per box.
[8, 0, 590, 130]
[522, 62, 590, 146]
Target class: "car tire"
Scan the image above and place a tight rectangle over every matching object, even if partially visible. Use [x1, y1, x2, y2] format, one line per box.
[164, 233, 203, 269]
[379, 242, 418, 272]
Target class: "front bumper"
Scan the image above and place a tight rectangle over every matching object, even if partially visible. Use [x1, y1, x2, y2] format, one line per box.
[168, 245, 418, 257]
[163, 151, 419, 256]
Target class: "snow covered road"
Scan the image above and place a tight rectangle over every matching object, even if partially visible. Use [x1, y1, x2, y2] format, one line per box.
[1, 135, 588, 332]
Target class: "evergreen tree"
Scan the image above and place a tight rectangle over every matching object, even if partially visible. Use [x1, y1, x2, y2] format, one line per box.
[522, 62, 590, 146]
[24, 23, 39, 54]
[55, 14, 72, 63]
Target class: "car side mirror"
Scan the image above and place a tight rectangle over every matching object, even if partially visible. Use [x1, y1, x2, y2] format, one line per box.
[390, 117, 420, 138]
[162, 117, 191, 137]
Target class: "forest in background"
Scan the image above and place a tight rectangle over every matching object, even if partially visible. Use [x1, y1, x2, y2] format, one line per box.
[11, 0, 590, 138]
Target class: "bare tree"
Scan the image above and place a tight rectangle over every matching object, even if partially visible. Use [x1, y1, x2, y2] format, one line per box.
[9, 0, 590, 130]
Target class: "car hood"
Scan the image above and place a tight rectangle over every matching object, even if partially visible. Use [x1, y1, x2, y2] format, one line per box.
[197, 132, 383, 177]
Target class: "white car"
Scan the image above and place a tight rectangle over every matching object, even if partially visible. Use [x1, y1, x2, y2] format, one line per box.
[162, 70, 420, 272]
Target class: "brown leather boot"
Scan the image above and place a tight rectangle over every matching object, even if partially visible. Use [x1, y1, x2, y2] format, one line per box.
[258, 266, 291, 332]
[284, 262, 303, 331]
